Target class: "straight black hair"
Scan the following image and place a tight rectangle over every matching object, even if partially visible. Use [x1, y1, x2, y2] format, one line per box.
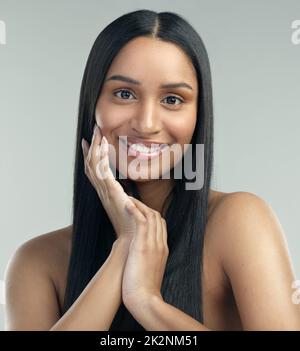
[62, 9, 214, 330]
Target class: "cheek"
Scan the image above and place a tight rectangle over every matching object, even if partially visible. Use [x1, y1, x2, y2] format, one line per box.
[166, 115, 196, 144]
[95, 102, 129, 133]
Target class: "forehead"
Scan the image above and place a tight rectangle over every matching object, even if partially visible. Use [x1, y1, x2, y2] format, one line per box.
[104, 37, 198, 92]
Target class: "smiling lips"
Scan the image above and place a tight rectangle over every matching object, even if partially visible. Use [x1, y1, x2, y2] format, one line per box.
[118, 135, 169, 159]
[119, 135, 169, 148]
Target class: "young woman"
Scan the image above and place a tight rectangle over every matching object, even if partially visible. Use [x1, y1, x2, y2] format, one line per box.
[4, 9, 300, 331]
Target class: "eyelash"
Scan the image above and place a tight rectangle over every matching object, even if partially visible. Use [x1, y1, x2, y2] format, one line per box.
[113, 89, 184, 106]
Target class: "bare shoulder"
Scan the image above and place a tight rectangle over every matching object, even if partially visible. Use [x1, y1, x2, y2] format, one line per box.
[208, 190, 281, 231]
[206, 189, 283, 252]
[206, 190, 300, 330]
[205, 189, 286, 278]
[6, 225, 72, 277]
[4, 225, 73, 330]
[208, 189, 267, 215]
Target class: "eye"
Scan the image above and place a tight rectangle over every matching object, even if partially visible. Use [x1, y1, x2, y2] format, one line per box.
[113, 89, 184, 106]
[162, 95, 184, 106]
[113, 89, 135, 100]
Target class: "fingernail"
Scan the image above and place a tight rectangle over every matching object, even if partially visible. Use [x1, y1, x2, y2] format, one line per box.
[81, 138, 84, 148]
[93, 124, 98, 134]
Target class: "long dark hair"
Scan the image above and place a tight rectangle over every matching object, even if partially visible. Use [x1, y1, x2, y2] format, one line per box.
[62, 9, 214, 330]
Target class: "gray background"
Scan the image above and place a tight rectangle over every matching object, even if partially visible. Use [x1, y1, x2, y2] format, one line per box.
[0, 0, 299, 330]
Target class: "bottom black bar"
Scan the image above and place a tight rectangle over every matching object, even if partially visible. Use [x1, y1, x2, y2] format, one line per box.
[0, 331, 299, 349]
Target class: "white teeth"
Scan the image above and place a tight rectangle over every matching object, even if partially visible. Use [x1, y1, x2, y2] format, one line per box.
[129, 143, 161, 154]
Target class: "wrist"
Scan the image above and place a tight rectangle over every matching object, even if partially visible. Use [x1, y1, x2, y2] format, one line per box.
[113, 234, 133, 248]
[111, 236, 132, 258]
[124, 289, 163, 309]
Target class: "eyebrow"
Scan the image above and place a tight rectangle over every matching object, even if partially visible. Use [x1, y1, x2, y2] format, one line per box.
[105, 74, 193, 91]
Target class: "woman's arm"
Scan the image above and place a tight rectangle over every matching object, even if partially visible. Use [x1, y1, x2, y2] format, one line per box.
[4, 236, 131, 331]
[125, 293, 211, 331]
[123, 192, 300, 331]
[120, 196, 211, 331]
[217, 192, 300, 330]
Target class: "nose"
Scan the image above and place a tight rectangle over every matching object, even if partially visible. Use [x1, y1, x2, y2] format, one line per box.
[130, 103, 162, 136]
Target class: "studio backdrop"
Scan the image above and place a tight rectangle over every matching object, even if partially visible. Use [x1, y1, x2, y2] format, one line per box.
[0, 0, 300, 331]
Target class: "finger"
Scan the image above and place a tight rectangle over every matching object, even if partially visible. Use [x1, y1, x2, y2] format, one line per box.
[146, 210, 157, 247]
[128, 197, 158, 245]
[125, 201, 147, 242]
[95, 136, 110, 180]
[128, 197, 159, 224]
[128, 196, 154, 217]
[89, 124, 102, 164]
[161, 218, 168, 250]
[91, 135, 134, 210]
[155, 211, 163, 246]
[125, 200, 147, 221]
[95, 137, 124, 193]
[81, 138, 89, 160]
[87, 124, 97, 163]
[82, 138, 93, 183]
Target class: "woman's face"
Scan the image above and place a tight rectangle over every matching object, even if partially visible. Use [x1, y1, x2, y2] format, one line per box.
[95, 36, 198, 181]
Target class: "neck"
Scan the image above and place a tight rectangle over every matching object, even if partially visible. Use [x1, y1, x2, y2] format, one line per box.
[135, 178, 175, 216]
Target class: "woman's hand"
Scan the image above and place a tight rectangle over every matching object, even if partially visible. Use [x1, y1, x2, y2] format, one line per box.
[81, 123, 136, 241]
[121, 196, 169, 307]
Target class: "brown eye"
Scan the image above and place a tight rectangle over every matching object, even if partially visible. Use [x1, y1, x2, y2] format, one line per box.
[113, 89, 184, 107]
[113, 89, 135, 100]
[163, 95, 184, 105]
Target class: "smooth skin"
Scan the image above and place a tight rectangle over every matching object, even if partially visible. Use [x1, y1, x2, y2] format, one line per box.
[4, 124, 169, 331]
[81, 123, 138, 241]
[123, 193, 300, 330]
[94, 37, 199, 214]
[4, 127, 300, 330]
[122, 196, 169, 304]
[4, 36, 300, 330]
